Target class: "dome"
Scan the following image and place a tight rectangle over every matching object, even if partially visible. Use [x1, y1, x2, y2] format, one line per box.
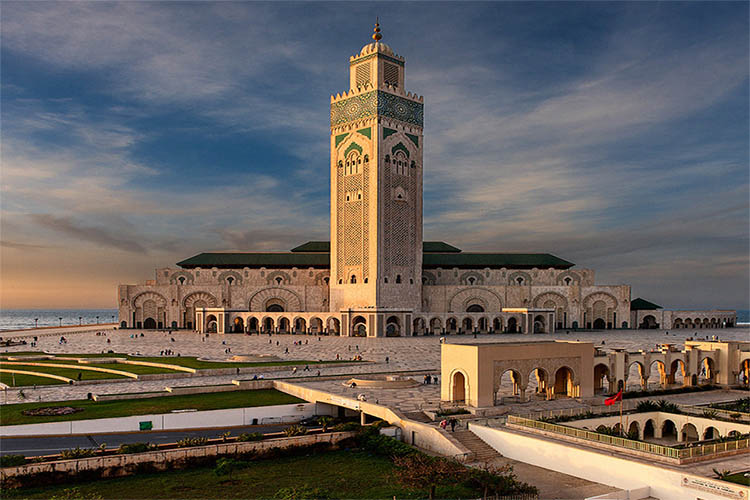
[359, 41, 394, 57]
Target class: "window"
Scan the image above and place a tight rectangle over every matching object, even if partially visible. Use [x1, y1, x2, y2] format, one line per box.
[409, 278, 414, 284]
[324, 277, 329, 285]
[338, 279, 343, 284]
[564, 277, 571, 285]
[396, 275, 402, 283]
[384, 277, 388, 283]
[356, 62, 371, 86]
[178, 277, 185, 285]
[276, 277, 283, 285]
[385, 155, 390, 163]
[468, 277, 475, 285]
[351, 275, 357, 284]
[364, 278, 368, 283]
[516, 277, 524, 285]
[227, 277, 234, 285]
[384, 62, 399, 86]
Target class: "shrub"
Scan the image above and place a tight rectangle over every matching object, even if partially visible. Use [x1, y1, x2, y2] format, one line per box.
[0, 454, 27, 467]
[60, 447, 96, 459]
[283, 425, 308, 437]
[656, 400, 681, 414]
[49, 488, 103, 500]
[357, 426, 415, 457]
[274, 484, 331, 499]
[316, 416, 333, 431]
[636, 400, 660, 412]
[463, 463, 539, 498]
[117, 442, 155, 454]
[435, 408, 470, 417]
[702, 408, 718, 418]
[332, 422, 361, 432]
[238, 432, 264, 442]
[176, 437, 208, 448]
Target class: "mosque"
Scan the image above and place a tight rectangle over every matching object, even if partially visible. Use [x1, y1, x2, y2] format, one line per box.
[117, 25, 736, 336]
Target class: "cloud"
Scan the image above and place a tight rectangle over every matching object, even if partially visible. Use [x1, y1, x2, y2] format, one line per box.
[28, 214, 147, 253]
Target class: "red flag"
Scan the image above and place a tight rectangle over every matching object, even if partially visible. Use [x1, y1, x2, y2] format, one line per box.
[605, 390, 623, 406]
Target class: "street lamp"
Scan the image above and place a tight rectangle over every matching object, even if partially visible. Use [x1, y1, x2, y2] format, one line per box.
[79, 316, 82, 325]
[111, 315, 115, 324]
[58, 317, 62, 327]
[96, 316, 99, 324]
[34, 318, 38, 328]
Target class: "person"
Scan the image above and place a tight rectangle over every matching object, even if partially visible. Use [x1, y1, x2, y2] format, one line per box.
[304, 365, 310, 371]
[285, 347, 289, 354]
[349, 382, 357, 389]
[316, 370, 321, 376]
[236, 367, 240, 375]
[385, 356, 389, 364]
[252, 374, 258, 380]
[336, 353, 340, 360]
[77, 372, 82, 381]
[440, 419, 448, 430]
[292, 367, 298, 374]
[449, 418, 457, 432]
[433, 376, 438, 384]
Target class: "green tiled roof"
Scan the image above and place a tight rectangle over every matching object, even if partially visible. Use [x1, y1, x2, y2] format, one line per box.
[290, 241, 330, 253]
[423, 252, 573, 269]
[631, 298, 662, 310]
[176, 253, 329, 269]
[177, 248, 574, 270]
[289, 241, 463, 253]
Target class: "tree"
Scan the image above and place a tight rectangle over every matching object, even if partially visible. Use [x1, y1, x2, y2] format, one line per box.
[392, 453, 467, 500]
[214, 458, 247, 483]
[464, 462, 538, 499]
[317, 416, 333, 432]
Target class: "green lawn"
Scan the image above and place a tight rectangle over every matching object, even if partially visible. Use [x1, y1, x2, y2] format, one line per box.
[1, 450, 481, 499]
[2, 353, 352, 370]
[0, 372, 68, 387]
[723, 471, 750, 486]
[0, 363, 128, 381]
[0, 389, 305, 426]
[13, 359, 180, 375]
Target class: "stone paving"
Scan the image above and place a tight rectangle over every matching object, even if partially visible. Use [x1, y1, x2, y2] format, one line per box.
[2, 326, 746, 409]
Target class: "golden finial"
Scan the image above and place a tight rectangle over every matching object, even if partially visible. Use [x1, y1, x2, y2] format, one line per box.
[372, 18, 382, 41]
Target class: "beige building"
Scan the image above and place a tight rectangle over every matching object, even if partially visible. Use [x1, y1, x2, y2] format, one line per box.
[442, 339, 750, 407]
[117, 25, 735, 336]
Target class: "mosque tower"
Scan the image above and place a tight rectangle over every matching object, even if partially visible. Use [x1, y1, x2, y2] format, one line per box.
[329, 23, 424, 332]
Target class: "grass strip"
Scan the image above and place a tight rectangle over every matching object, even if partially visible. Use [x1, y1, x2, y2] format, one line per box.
[0, 364, 128, 381]
[0, 372, 68, 387]
[0, 389, 305, 426]
[0, 450, 479, 499]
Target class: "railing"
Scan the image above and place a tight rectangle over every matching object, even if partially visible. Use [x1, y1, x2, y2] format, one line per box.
[507, 415, 682, 459]
[506, 415, 750, 460]
[679, 404, 750, 423]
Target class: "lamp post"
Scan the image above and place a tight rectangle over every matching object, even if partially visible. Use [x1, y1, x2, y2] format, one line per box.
[58, 317, 62, 327]
[79, 316, 82, 326]
[96, 316, 99, 324]
[34, 318, 38, 328]
[111, 315, 115, 324]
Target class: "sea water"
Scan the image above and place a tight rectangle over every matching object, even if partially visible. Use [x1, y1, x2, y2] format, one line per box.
[0, 309, 118, 331]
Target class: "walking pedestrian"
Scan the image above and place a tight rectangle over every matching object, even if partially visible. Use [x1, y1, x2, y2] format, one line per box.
[385, 356, 389, 364]
[449, 418, 457, 432]
[440, 419, 448, 430]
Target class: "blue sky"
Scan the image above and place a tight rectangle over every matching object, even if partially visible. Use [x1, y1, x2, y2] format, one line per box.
[1, 1, 748, 309]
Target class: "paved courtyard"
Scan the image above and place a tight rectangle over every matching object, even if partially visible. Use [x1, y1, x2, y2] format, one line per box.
[1, 327, 747, 408]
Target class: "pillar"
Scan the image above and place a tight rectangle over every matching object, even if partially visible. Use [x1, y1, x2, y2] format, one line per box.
[360, 410, 366, 425]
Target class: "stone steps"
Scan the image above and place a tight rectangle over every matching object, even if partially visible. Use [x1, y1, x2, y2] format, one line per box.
[451, 429, 501, 462]
[402, 411, 433, 423]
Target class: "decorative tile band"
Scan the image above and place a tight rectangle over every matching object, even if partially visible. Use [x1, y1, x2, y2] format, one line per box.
[331, 90, 423, 127]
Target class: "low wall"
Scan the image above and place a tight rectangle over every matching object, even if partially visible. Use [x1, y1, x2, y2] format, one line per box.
[1, 431, 356, 485]
[469, 423, 748, 500]
[0, 402, 316, 437]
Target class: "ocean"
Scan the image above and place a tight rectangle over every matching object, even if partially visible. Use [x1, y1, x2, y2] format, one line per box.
[0, 309, 119, 331]
[0, 308, 747, 332]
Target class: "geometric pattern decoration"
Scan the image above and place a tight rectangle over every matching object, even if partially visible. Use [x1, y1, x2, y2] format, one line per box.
[351, 52, 404, 67]
[357, 127, 371, 139]
[344, 142, 363, 156]
[391, 142, 410, 158]
[335, 133, 349, 147]
[249, 287, 302, 312]
[383, 127, 398, 139]
[331, 90, 424, 127]
[406, 133, 419, 147]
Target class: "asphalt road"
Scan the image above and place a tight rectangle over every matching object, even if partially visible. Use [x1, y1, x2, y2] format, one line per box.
[0, 424, 292, 457]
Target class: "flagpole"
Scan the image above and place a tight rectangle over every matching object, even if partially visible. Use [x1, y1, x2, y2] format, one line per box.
[620, 397, 623, 437]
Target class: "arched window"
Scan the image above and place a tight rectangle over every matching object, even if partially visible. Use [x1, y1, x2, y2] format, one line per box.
[385, 155, 390, 163]
[227, 276, 234, 285]
[411, 161, 416, 169]
[564, 277, 571, 285]
[351, 275, 357, 284]
[384, 277, 388, 283]
[275, 277, 283, 285]
[396, 275, 402, 284]
[364, 155, 369, 163]
[178, 277, 185, 285]
[410, 278, 414, 284]
[516, 277, 524, 285]
[338, 161, 343, 168]
[338, 279, 343, 284]
[364, 278, 368, 283]
[468, 277, 475, 285]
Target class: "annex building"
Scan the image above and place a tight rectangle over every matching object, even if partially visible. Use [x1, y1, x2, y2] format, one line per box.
[118, 26, 736, 337]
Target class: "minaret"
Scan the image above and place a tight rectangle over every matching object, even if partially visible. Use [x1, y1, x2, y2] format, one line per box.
[329, 23, 424, 334]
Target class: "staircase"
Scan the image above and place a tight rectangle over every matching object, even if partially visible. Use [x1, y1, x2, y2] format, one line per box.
[451, 429, 502, 463]
[402, 411, 433, 423]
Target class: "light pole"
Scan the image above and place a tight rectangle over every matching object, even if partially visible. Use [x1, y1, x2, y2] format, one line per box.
[34, 318, 38, 328]
[58, 317, 62, 327]
[79, 316, 82, 326]
[96, 316, 99, 324]
[111, 315, 115, 324]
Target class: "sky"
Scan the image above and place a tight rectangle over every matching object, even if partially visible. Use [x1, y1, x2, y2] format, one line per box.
[1, 1, 748, 310]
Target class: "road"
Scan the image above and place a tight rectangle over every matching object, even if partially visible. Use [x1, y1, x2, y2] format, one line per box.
[0, 424, 292, 457]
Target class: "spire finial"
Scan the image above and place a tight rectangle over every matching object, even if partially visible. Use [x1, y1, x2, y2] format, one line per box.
[372, 18, 382, 41]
